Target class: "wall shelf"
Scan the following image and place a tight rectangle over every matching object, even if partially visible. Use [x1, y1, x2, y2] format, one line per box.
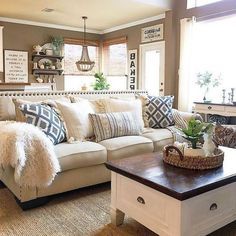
[32, 54, 63, 61]
[32, 69, 63, 75]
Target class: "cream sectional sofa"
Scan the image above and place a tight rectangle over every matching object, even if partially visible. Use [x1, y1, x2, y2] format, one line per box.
[0, 90, 195, 209]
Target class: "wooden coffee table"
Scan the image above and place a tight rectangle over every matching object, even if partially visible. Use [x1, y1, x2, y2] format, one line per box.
[105, 147, 236, 236]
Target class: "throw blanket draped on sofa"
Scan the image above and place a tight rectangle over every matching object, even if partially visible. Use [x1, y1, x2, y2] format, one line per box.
[0, 121, 60, 188]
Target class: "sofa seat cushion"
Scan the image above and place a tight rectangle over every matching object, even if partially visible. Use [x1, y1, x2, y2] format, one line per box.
[99, 136, 154, 161]
[142, 128, 173, 152]
[54, 142, 107, 172]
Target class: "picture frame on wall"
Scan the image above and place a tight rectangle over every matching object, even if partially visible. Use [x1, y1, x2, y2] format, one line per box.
[141, 24, 164, 43]
[4, 49, 28, 83]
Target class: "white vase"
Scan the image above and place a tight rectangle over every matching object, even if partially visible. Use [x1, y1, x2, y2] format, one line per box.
[203, 133, 216, 157]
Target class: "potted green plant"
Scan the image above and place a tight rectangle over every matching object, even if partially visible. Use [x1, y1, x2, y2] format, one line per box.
[180, 118, 212, 156]
[92, 72, 110, 90]
[196, 71, 221, 103]
[51, 36, 64, 56]
[43, 61, 51, 69]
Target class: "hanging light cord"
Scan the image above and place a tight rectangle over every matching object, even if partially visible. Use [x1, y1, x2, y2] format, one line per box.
[83, 16, 87, 46]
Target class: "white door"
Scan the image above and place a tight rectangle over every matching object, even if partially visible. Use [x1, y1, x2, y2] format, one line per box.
[139, 41, 165, 96]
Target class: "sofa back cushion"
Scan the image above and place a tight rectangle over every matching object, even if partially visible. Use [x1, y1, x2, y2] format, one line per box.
[55, 100, 95, 141]
[89, 112, 142, 142]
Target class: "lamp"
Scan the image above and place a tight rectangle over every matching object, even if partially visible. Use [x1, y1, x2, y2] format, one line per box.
[76, 16, 95, 72]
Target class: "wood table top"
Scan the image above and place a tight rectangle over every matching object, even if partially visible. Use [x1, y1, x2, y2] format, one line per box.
[105, 147, 236, 201]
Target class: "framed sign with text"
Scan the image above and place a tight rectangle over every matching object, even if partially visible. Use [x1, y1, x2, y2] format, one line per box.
[128, 49, 137, 90]
[141, 24, 163, 43]
[4, 50, 28, 83]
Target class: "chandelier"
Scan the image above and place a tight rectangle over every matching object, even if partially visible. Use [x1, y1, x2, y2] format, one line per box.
[76, 16, 95, 72]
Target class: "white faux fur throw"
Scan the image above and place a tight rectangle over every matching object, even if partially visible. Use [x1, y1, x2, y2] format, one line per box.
[0, 121, 60, 188]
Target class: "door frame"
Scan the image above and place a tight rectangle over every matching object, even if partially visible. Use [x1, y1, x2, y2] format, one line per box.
[139, 41, 165, 96]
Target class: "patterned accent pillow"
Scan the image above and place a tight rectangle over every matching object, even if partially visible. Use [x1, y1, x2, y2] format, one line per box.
[89, 112, 142, 142]
[172, 109, 188, 129]
[146, 95, 174, 128]
[19, 104, 67, 145]
[213, 124, 236, 148]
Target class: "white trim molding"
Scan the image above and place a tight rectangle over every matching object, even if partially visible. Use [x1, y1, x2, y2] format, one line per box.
[0, 13, 166, 35]
[103, 13, 165, 34]
[0, 17, 101, 34]
[0, 26, 3, 72]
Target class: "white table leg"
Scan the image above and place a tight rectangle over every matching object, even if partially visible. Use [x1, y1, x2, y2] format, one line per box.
[111, 207, 125, 226]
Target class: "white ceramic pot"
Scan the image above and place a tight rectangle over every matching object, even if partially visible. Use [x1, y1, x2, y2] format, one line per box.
[184, 147, 205, 157]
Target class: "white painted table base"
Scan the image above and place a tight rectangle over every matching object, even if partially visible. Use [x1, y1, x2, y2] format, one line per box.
[111, 172, 236, 236]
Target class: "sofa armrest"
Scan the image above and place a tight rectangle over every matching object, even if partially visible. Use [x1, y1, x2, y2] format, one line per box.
[172, 109, 203, 123]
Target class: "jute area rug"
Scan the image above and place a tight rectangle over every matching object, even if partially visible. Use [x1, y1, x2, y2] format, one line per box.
[0, 183, 236, 236]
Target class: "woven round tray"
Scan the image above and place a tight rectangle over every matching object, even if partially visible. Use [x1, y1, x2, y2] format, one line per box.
[163, 145, 224, 170]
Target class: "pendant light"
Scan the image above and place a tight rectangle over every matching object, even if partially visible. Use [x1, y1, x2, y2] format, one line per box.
[76, 16, 95, 72]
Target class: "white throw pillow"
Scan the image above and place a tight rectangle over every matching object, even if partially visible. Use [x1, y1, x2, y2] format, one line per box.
[99, 98, 144, 130]
[56, 100, 95, 141]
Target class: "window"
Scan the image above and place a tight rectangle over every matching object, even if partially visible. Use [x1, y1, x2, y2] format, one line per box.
[190, 15, 236, 104]
[103, 37, 128, 90]
[64, 38, 99, 91]
[187, 0, 222, 9]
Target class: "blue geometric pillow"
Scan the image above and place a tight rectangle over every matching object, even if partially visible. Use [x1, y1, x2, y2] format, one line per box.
[146, 95, 174, 128]
[19, 104, 67, 145]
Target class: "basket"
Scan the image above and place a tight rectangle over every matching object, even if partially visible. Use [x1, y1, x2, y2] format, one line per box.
[163, 145, 224, 170]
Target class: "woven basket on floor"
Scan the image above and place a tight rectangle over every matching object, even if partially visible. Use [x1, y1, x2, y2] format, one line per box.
[163, 145, 224, 170]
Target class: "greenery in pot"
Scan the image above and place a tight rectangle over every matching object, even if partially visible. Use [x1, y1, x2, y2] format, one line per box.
[92, 72, 110, 90]
[51, 36, 64, 56]
[196, 71, 221, 102]
[43, 61, 52, 69]
[180, 118, 212, 149]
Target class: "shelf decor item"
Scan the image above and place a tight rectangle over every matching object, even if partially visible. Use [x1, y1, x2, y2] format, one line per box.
[51, 36, 64, 56]
[196, 71, 221, 103]
[76, 16, 95, 72]
[33, 45, 42, 55]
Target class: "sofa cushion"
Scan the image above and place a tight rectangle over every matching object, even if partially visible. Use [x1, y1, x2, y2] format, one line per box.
[99, 98, 144, 129]
[54, 142, 107, 171]
[142, 128, 173, 152]
[56, 100, 95, 141]
[89, 112, 142, 142]
[19, 103, 67, 145]
[99, 136, 153, 161]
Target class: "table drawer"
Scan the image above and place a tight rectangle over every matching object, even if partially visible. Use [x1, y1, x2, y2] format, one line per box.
[182, 183, 236, 235]
[116, 175, 179, 235]
[225, 106, 236, 114]
[195, 104, 225, 112]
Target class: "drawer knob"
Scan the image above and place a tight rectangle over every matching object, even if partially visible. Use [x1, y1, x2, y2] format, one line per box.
[137, 196, 145, 205]
[210, 203, 217, 211]
[208, 106, 212, 110]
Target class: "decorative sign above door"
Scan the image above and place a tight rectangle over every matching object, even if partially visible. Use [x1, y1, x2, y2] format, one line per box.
[128, 49, 137, 90]
[4, 50, 28, 83]
[141, 24, 163, 43]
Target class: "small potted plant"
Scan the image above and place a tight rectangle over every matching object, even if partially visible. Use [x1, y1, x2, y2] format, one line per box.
[196, 71, 221, 103]
[180, 118, 211, 156]
[43, 61, 52, 69]
[51, 36, 64, 56]
[92, 72, 110, 90]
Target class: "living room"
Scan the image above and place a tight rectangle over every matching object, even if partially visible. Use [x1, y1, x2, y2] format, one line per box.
[0, 0, 236, 235]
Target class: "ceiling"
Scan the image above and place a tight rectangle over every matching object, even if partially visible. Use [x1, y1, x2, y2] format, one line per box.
[0, 0, 172, 33]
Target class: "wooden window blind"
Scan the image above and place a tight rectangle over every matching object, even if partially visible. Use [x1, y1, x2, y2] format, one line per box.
[103, 36, 128, 76]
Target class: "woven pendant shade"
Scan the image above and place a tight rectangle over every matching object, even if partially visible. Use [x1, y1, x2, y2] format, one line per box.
[76, 16, 95, 72]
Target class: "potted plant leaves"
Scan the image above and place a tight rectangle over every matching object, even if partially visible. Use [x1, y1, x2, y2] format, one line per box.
[43, 61, 52, 69]
[179, 118, 212, 156]
[92, 72, 110, 90]
[51, 36, 64, 56]
[196, 71, 221, 103]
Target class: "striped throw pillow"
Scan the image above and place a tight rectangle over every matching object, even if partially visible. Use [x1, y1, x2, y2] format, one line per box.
[89, 112, 142, 142]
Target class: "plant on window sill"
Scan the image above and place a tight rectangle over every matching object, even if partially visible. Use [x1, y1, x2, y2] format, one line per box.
[92, 72, 110, 90]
